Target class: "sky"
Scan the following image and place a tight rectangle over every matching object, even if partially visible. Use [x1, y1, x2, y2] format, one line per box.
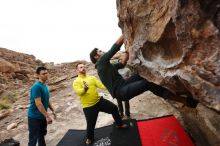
[0, 0, 123, 64]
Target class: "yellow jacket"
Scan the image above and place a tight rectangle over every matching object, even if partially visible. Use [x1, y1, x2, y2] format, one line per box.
[72, 75, 106, 108]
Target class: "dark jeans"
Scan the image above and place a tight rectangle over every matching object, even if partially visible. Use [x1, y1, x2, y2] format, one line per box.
[28, 117, 47, 146]
[83, 98, 122, 140]
[118, 74, 169, 101]
[116, 99, 130, 117]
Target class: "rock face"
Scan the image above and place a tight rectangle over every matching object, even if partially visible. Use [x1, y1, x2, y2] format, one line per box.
[0, 48, 42, 82]
[0, 58, 15, 73]
[0, 48, 43, 101]
[117, 0, 220, 111]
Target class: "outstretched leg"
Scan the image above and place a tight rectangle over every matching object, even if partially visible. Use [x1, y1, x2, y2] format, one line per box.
[119, 79, 150, 101]
[147, 82, 171, 98]
[119, 74, 175, 101]
[99, 98, 123, 126]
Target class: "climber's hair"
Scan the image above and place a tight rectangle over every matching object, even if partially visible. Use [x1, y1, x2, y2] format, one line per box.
[36, 66, 47, 74]
[90, 48, 98, 64]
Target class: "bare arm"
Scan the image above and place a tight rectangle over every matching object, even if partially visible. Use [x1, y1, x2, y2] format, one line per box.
[112, 52, 123, 60]
[35, 98, 52, 124]
[48, 102, 54, 112]
[49, 101, 56, 119]
[115, 35, 124, 46]
[120, 51, 129, 65]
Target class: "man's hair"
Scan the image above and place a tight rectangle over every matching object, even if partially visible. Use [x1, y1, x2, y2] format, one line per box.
[75, 63, 84, 69]
[36, 66, 47, 74]
[90, 48, 98, 64]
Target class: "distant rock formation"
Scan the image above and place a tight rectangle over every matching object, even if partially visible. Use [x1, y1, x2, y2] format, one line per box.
[0, 47, 42, 79]
[0, 58, 15, 73]
[0, 48, 43, 97]
[0, 47, 89, 103]
[117, 0, 220, 111]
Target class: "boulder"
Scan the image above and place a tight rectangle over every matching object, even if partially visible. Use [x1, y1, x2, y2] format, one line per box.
[14, 73, 27, 80]
[0, 58, 15, 73]
[117, 0, 220, 111]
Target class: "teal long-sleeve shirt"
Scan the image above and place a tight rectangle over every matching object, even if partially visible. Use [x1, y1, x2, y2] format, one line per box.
[95, 44, 125, 98]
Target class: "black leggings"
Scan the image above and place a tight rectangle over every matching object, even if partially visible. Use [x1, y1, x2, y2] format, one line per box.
[116, 98, 130, 116]
[118, 74, 168, 101]
[83, 98, 122, 140]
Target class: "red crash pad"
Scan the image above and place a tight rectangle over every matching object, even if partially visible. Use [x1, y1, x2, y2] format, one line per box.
[137, 116, 194, 146]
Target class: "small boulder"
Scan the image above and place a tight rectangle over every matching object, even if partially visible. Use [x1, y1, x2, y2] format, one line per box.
[7, 123, 18, 130]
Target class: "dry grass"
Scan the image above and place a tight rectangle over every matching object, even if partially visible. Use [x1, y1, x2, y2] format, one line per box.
[0, 99, 11, 110]
[0, 95, 16, 110]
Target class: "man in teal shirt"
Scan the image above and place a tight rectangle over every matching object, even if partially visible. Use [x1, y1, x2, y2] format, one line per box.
[90, 35, 171, 101]
[28, 66, 56, 146]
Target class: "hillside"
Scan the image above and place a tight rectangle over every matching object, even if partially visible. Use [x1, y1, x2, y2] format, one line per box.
[0, 47, 219, 145]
